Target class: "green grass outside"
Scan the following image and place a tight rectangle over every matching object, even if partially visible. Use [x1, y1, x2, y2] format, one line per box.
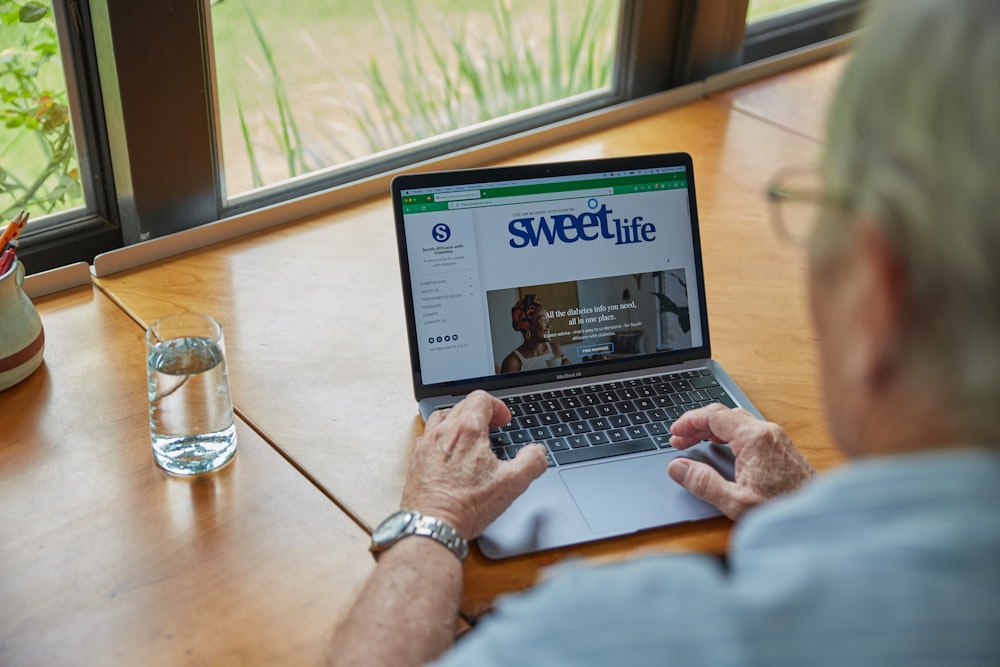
[209, 0, 614, 194]
[747, 0, 831, 22]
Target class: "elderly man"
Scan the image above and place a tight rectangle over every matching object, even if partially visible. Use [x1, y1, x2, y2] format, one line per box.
[331, 0, 1000, 664]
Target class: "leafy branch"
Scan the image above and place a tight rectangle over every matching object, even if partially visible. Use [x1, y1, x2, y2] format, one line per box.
[0, 0, 81, 218]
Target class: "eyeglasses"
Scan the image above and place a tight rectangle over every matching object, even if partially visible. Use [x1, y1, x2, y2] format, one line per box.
[766, 165, 844, 244]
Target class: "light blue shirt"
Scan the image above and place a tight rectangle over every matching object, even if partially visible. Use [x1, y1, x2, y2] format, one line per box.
[436, 449, 1000, 666]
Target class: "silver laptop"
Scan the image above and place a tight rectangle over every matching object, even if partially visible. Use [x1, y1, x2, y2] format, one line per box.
[391, 152, 761, 558]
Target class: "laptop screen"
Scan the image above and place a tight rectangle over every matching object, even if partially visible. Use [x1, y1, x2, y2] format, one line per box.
[392, 153, 710, 398]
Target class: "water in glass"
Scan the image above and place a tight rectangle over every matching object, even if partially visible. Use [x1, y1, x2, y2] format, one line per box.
[148, 335, 236, 474]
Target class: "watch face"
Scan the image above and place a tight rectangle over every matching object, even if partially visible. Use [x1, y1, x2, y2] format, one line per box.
[372, 511, 412, 547]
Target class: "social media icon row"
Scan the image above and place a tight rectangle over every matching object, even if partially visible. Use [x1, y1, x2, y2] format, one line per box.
[428, 334, 459, 344]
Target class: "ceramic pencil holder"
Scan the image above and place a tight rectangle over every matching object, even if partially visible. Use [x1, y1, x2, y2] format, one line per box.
[0, 261, 45, 390]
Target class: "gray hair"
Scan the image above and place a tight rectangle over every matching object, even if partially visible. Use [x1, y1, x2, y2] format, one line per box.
[821, 0, 1000, 438]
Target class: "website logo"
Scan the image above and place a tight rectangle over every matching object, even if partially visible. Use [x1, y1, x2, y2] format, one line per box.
[431, 222, 451, 243]
[508, 203, 655, 249]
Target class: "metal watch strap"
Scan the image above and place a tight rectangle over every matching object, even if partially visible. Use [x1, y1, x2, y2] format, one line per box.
[410, 513, 468, 561]
[371, 510, 469, 562]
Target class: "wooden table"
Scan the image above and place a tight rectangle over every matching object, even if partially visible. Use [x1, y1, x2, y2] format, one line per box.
[709, 54, 848, 142]
[2, 50, 850, 658]
[0, 285, 373, 666]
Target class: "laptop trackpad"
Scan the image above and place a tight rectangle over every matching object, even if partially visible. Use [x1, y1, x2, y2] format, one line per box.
[560, 453, 720, 534]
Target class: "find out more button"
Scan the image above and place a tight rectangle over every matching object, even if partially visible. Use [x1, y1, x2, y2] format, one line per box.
[578, 343, 614, 356]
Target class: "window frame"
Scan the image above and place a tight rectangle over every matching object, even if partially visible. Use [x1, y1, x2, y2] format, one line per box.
[742, 0, 864, 65]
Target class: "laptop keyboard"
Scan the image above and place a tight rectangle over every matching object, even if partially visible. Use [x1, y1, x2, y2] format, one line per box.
[489, 369, 736, 467]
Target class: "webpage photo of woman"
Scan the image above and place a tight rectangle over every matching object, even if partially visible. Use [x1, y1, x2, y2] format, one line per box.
[499, 294, 570, 373]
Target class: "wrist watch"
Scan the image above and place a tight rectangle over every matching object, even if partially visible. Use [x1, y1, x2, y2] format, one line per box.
[370, 510, 469, 562]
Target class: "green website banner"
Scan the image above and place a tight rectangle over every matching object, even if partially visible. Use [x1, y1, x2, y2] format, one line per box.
[401, 172, 688, 215]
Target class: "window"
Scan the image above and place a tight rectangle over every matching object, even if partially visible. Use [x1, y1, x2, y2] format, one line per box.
[1, 1, 82, 219]
[1, 0, 119, 271]
[86, 0, 679, 247]
[9, 0, 862, 273]
[209, 0, 620, 203]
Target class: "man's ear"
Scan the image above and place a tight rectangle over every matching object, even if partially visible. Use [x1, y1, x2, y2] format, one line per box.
[857, 218, 908, 390]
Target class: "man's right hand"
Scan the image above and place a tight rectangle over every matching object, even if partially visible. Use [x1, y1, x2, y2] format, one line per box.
[401, 390, 548, 541]
[667, 403, 815, 521]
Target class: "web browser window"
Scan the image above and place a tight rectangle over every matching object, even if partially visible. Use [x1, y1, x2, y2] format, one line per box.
[399, 166, 704, 386]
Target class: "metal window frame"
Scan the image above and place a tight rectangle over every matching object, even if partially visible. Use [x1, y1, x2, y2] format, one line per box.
[742, 0, 865, 64]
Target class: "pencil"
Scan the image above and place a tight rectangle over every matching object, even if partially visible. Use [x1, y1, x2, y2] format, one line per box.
[0, 211, 29, 250]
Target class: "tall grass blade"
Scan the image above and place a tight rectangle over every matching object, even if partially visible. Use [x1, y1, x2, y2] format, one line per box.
[244, 3, 308, 177]
[237, 0, 616, 165]
[235, 95, 264, 188]
[548, 0, 562, 97]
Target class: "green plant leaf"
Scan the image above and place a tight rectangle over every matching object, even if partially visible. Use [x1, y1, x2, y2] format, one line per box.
[19, 2, 48, 23]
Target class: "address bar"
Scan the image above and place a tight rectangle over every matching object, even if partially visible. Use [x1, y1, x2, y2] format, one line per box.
[434, 189, 481, 202]
[447, 187, 614, 210]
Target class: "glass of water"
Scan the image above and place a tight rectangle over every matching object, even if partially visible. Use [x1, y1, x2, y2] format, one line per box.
[146, 312, 237, 475]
